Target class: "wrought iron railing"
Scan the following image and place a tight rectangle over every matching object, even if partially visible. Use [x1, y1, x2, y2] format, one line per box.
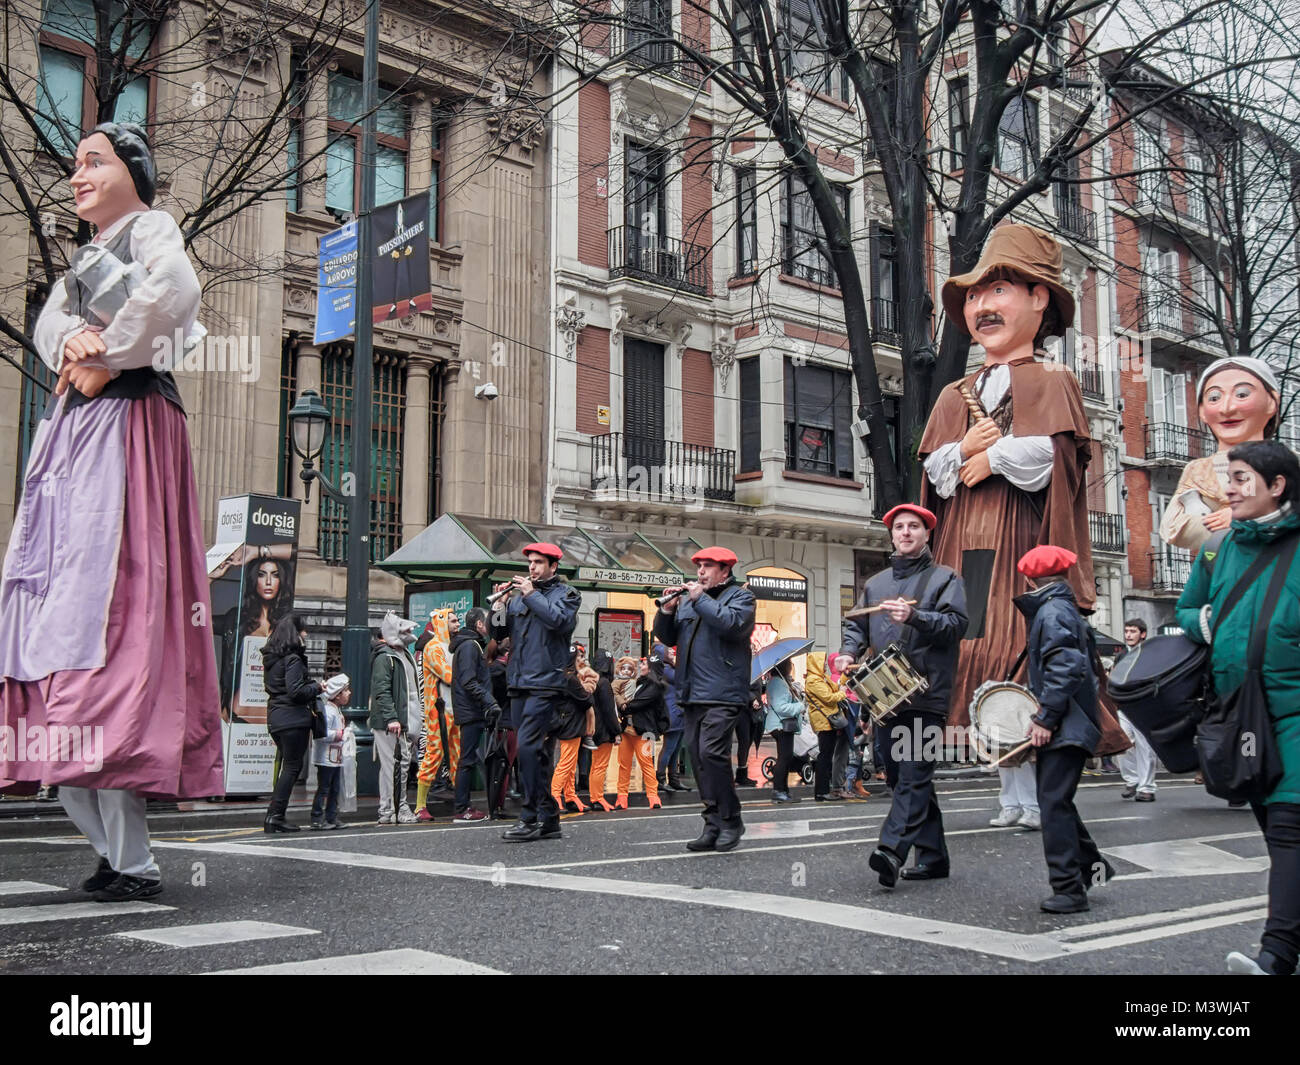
[1089, 511, 1125, 553]
[1144, 422, 1214, 463]
[870, 297, 901, 346]
[607, 227, 708, 294]
[1141, 291, 1183, 334]
[1075, 360, 1105, 400]
[1148, 551, 1193, 593]
[590, 432, 736, 503]
[1055, 195, 1097, 245]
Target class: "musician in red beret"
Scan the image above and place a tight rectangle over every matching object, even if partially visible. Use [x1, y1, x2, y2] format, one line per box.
[490, 542, 582, 842]
[653, 545, 756, 852]
[1014, 545, 1115, 913]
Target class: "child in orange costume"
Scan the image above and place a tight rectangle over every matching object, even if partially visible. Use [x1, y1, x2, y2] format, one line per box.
[616, 657, 668, 809]
[586, 650, 622, 810]
[416, 609, 460, 817]
[551, 647, 599, 812]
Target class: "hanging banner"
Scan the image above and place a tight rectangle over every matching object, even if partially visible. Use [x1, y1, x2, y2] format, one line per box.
[370, 191, 433, 324]
[207, 494, 302, 794]
[314, 220, 358, 344]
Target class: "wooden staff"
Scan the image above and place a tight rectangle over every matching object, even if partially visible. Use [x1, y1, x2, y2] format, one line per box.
[843, 598, 917, 620]
[958, 383, 988, 422]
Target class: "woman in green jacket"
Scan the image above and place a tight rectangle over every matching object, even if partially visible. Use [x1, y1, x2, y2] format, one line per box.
[1176, 440, 1300, 976]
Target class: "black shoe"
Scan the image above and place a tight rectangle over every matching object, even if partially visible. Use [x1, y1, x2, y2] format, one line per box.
[264, 816, 300, 833]
[772, 790, 799, 803]
[325, 820, 347, 830]
[715, 824, 745, 852]
[1120, 784, 1137, 799]
[93, 874, 163, 902]
[310, 819, 325, 830]
[686, 830, 719, 852]
[502, 820, 542, 842]
[868, 846, 902, 888]
[1041, 892, 1090, 913]
[669, 779, 692, 792]
[539, 822, 563, 840]
[901, 862, 950, 881]
[81, 857, 117, 893]
[658, 779, 676, 794]
[1135, 792, 1155, 803]
[735, 773, 758, 787]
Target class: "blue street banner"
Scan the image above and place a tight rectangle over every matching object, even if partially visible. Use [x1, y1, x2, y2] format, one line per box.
[314, 220, 358, 344]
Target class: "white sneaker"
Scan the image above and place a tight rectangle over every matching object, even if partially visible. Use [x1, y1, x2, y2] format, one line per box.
[376, 813, 395, 826]
[989, 807, 1022, 827]
[1018, 809, 1042, 831]
[396, 805, 418, 824]
[1226, 951, 1269, 975]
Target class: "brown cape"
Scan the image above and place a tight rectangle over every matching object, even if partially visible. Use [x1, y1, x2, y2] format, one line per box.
[919, 357, 1129, 755]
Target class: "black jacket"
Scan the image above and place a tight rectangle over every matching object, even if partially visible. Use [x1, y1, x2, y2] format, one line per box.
[1014, 581, 1101, 753]
[492, 576, 582, 694]
[588, 650, 622, 744]
[262, 645, 320, 735]
[840, 548, 968, 717]
[624, 676, 671, 735]
[652, 578, 756, 706]
[451, 630, 499, 727]
[556, 673, 595, 741]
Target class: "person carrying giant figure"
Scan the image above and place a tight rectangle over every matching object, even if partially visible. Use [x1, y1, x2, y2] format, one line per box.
[0, 123, 224, 899]
[919, 223, 1126, 757]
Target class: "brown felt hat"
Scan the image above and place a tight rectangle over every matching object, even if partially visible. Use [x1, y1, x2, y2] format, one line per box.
[941, 223, 1075, 339]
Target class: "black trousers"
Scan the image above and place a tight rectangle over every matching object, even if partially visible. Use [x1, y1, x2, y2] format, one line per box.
[1251, 801, 1300, 974]
[311, 765, 340, 822]
[814, 729, 837, 797]
[454, 723, 486, 814]
[1036, 745, 1104, 897]
[513, 694, 563, 826]
[769, 729, 795, 791]
[735, 707, 754, 776]
[684, 702, 743, 831]
[877, 710, 947, 866]
[268, 728, 311, 821]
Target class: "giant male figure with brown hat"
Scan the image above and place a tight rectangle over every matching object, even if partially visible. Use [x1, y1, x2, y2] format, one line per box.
[922, 224, 1112, 742]
[491, 542, 582, 842]
[833, 504, 968, 888]
[653, 546, 756, 852]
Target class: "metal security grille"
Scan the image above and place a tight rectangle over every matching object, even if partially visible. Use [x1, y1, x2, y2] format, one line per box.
[276, 334, 298, 499]
[318, 343, 406, 565]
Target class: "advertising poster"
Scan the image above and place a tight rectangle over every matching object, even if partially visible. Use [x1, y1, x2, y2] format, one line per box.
[207, 494, 302, 794]
[408, 586, 474, 627]
[596, 608, 645, 662]
[369, 191, 432, 324]
[314, 220, 358, 344]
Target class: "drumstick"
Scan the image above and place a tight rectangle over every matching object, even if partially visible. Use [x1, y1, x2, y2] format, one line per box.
[843, 598, 917, 620]
[982, 739, 1035, 772]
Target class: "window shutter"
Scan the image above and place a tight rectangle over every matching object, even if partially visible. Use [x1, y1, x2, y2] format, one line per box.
[740, 358, 761, 473]
[1172, 371, 1188, 428]
[833, 372, 853, 478]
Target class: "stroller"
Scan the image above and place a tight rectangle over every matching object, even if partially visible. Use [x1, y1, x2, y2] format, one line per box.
[760, 709, 818, 787]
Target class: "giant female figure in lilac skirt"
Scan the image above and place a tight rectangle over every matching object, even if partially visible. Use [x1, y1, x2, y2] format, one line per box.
[0, 123, 223, 900]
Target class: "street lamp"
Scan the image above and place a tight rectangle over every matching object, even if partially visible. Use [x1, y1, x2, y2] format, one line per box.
[287, 389, 339, 503]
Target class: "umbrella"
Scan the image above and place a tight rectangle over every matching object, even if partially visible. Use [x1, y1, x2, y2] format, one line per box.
[751, 637, 815, 684]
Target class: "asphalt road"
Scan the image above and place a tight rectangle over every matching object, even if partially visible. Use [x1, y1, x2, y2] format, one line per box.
[0, 773, 1279, 976]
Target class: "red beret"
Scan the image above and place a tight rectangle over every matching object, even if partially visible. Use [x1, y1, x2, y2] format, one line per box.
[882, 503, 937, 531]
[1017, 545, 1078, 579]
[691, 545, 739, 566]
[522, 541, 563, 562]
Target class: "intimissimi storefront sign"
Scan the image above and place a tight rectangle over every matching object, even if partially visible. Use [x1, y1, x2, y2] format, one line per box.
[746, 574, 808, 602]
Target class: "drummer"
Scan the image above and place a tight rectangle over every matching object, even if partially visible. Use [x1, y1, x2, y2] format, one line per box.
[1015, 545, 1115, 913]
[832, 504, 968, 888]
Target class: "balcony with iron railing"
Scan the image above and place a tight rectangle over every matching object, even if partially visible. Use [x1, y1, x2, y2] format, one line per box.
[609, 16, 703, 86]
[871, 297, 901, 346]
[607, 227, 709, 295]
[1075, 360, 1105, 401]
[1147, 551, 1193, 593]
[1055, 194, 1097, 245]
[1144, 422, 1214, 464]
[1089, 510, 1126, 554]
[590, 432, 736, 504]
[1140, 290, 1184, 335]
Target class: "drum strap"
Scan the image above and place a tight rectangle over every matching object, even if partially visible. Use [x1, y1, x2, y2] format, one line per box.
[1004, 648, 1028, 683]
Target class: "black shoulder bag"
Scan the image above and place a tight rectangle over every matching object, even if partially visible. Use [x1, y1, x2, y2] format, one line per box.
[1194, 532, 1299, 803]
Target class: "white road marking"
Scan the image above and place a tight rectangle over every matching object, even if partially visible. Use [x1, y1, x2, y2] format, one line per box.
[0, 881, 65, 896]
[1053, 909, 1268, 955]
[206, 948, 503, 975]
[115, 920, 320, 948]
[142, 839, 1072, 962]
[1104, 833, 1268, 879]
[1049, 895, 1268, 942]
[0, 901, 171, 926]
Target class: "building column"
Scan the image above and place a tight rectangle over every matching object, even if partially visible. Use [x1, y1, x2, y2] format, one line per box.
[301, 64, 330, 215]
[402, 354, 435, 543]
[408, 92, 433, 207]
[294, 341, 324, 556]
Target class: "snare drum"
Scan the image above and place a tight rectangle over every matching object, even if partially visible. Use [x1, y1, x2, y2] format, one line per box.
[969, 681, 1039, 766]
[845, 644, 929, 725]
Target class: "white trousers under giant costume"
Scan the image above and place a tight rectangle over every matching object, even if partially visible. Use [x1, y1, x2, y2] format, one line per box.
[1116, 712, 1157, 794]
[60, 787, 160, 880]
[998, 762, 1039, 815]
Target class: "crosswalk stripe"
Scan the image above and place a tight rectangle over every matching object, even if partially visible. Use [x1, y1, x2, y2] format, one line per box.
[0, 881, 66, 896]
[114, 921, 320, 948]
[0, 901, 171, 926]
[1049, 895, 1268, 942]
[206, 948, 504, 975]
